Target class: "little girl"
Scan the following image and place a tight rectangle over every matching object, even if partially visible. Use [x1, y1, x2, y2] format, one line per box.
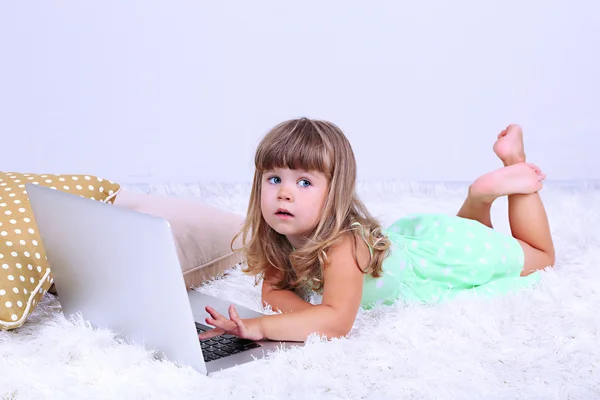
[198, 118, 555, 342]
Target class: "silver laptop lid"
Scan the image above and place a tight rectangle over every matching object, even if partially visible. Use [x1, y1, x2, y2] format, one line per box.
[26, 184, 207, 374]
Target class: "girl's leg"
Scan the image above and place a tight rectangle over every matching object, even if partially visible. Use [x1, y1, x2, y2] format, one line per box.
[493, 125, 555, 275]
[457, 191, 494, 228]
[459, 124, 555, 275]
[508, 193, 555, 275]
[456, 127, 515, 228]
[458, 162, 544, 229]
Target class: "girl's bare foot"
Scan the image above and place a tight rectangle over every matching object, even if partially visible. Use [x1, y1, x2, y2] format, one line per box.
[493, 124, 526, 166]
[469, 163, 545, 203]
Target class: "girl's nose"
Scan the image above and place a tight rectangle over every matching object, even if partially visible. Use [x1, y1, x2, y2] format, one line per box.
[277, 186, 293, 201]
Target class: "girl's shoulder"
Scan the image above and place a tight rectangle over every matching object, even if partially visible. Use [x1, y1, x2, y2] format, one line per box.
[326, 226, 372, 273]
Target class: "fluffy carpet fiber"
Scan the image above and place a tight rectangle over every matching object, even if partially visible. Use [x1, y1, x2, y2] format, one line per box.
[1, 180, 599, 399]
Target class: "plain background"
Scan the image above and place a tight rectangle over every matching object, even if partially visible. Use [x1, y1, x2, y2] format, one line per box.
[1, 1, 598, 184]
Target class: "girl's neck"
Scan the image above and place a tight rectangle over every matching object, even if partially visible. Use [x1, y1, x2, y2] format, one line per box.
[286, 235, 306, 250]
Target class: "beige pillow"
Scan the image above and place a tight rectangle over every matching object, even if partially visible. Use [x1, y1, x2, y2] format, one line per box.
[113, 190, 245, 287]
[0, 171, 121, 330]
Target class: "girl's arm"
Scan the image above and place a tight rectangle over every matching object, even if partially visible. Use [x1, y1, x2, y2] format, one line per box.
[257, 235, 366, 340]
[261, 266, 313, 313]
[202, 234, 368, 341]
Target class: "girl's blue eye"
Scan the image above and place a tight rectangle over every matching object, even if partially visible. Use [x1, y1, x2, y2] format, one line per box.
[298, 179, 311, 187]
[268, 176, 281, 184]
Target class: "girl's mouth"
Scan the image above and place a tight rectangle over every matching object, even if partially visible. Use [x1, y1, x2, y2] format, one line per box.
[275, 209, 294, 218]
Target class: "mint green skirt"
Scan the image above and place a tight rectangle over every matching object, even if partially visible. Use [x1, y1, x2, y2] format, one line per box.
[361, 213, 540, 309]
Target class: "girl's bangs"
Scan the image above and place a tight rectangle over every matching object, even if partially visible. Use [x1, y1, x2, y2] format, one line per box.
[256, 126, 332, 176]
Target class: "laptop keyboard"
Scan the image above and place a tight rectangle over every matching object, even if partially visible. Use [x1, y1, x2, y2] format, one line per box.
[195, 322, 261, 362]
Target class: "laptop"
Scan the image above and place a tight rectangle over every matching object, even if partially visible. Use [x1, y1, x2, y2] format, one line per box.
[26, 183, 302, 375]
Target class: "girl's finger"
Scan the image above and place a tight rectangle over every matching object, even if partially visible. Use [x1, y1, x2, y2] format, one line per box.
[229, 305, 243, 325]
[198, 327, 225, 340]
[205, 306, 224, 320]
[207, 316, 236, 332]
[229, 304, 248, 337]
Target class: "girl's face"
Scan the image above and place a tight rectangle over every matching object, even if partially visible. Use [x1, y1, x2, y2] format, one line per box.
[260, 168, 329, 249]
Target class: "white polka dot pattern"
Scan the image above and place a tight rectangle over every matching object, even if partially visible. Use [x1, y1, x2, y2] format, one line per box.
[361, 213, 539, 309]
[0, 171, 120, 330]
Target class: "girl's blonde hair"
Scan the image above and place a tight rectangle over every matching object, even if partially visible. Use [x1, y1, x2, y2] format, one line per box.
[232, 117, 391, 293]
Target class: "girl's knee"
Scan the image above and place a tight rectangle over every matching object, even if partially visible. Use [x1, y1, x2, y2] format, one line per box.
[546, 251, 556, 268]
[518, 240, 555, 275]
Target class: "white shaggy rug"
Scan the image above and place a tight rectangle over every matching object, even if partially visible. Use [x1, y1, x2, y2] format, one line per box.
[1, 180, 599, 400]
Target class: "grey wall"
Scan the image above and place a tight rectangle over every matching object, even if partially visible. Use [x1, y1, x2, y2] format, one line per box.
[1, 1, 598, 184]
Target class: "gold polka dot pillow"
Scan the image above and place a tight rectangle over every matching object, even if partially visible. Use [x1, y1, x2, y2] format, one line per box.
[0, 171, 121, 330]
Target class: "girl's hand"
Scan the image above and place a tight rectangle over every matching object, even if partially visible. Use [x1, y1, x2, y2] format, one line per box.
[198, 304, 265, 341]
